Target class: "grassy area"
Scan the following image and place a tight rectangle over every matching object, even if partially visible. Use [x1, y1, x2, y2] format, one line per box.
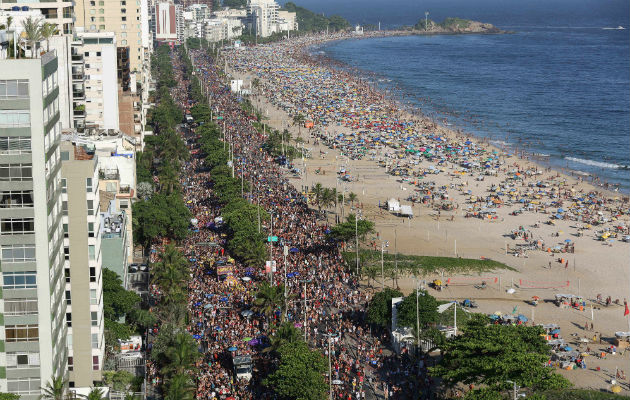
[535, 390, 627, 400]
[342, 250, 515, 275]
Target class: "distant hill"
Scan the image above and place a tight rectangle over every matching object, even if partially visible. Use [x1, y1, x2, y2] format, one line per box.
[282, 2, 350, 32]
[414, 17, 504, 34]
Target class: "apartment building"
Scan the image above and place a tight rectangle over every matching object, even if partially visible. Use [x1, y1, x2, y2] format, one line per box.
[74, 31, 120, 132]
[247, 0, 278, 38]
[0, 51, 68, 398]
[73, 0, 147, 85]
[60, 140, 105, 387]
[0, 1, 73, 34]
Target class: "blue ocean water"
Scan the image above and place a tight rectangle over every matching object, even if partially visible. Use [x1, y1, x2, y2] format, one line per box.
[291, 0, 630, 191]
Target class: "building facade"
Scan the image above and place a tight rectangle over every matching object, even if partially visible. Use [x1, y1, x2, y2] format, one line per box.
[60, 140, 105, 387]
[0, 51, 68, 399]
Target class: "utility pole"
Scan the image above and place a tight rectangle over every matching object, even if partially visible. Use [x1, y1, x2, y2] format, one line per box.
[284, 245, 288, 320]
[394, 228, 398, 288]
[355, 214, 359, 275]
[269, 213, 274, 284]
[415, 276, 420, 347]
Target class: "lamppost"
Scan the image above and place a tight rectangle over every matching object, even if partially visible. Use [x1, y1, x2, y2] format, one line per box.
[300, 278, 312, 341]
[324, 332, 338, 400]
[355, 211, 362, 275]
[425, 11, 429, 31]
[380, 240, 389, 290]
[505, 380, 519, 400]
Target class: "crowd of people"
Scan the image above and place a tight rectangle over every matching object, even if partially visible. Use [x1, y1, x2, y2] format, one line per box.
[144, 44, 432, 400]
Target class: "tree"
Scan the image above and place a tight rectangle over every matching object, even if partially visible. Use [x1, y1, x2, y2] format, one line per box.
[464, 388, 504, 400]
[102, 370, 136, 392]
[347, 192, 358, 207]
[21, 17, 42, 58]
[292, 113, 305, 138]
[39, 375, 68, 400]
[265, 321, 302, 353]
[396, 289, 439, 330]
[0, 394, 20, 400]
[431, 324, 572, 393]
[102, 268, 141, 322]
[254, 282, 285, 321]
[151, 244, 187, 292]
[163, 374, 195, 400]
[136, 181, 154, 199]
[40, 22, 58, 52]
[366, 288, 403, 328]
[264, 341, 327, 400]
[327, 214, 375, 242]
[81, 387, 105, 400]
[163, 333, 200, 377]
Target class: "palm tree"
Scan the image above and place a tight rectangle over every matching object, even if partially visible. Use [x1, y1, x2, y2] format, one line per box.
[254, 282, 285, 321]
[264, 321, 301, 353]
[21, 17, 43, 58]
[151, 244, 187, 296]
[158, 160, 180, 194]
[163, 333, 200, 377]
[39, 375, 68, 400]
[363, 266, 378, 290]
[347, 192, 358, 208]
[123, 394, 140, 400]
[292, 113, 305, 139]
[164, 374, 195, 400]
[82, 387, 105, 400]
[40, 22, 58, 52]
[311, 183, 323, 209]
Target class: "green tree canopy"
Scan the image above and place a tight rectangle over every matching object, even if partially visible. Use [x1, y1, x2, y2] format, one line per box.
[395, 289, 440, 331]
[431, 323, 572, 392]
[366, 288, 403, 328]
[264, 341, 328, 400]
[327, 213, 375, 242]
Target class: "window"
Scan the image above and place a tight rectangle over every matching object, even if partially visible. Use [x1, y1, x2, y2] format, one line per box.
[68, 356, 74, 371]
[119, 199, 129, 209]
[63, 223, 68, 238]
[0, 137, 31, 154]
[86, 177, 93, 192]
[1, 244, 36, 262]
[87, 199, 94, 215]
[66, 312, 72, 327]
[90, 0, 95, 5]
[62, 200, 68, 215]
[0, 111, 30, 127]
[3, 271, 37, 289]
[99, 24, 105, 29]
[64, 246, 70, 259]
[1, 218, 35, 235]
[0, 163, 32, 181]
[121, 40, 127, 45]
[0, 191, 34, 208]
[99, 8, 104, 13]
[92, 355, 100, 370]
[90, 16, 96, 22]
[121, 32, 127, 38]
[65, 290, 71, 304]
[7, 377, 40, 394]
[4, 299, 38, 316]
[5, 324, 39, 342]
[121, 16, 126, 21]
[6, 352, 40, 369]
[121, 24, 126, 29]
[99, 17, 104, 22]
[65, 267, 71, 283]
[88, 245, 96, 260]
[88, 222, 95, 237]
[90, 287, 97, 303]
[91, 311, 98, 326]
[90, 24, 96, 30]
[0, 80, 29, 100]
[121, 8, 126, 13]
[61, 178, 67, 193]
[92, 333, 99, 349]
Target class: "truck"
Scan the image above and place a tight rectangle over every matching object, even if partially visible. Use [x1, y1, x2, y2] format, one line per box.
[232, 354, 253, 381]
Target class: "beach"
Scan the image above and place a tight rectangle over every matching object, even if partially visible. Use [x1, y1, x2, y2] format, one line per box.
[223, 33, 630, 393]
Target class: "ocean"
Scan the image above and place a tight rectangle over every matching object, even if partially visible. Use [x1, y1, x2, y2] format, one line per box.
[288, 0, 630, 191]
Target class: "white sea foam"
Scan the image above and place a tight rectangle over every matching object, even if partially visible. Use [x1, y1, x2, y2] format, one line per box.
[565, 156, 622, 169]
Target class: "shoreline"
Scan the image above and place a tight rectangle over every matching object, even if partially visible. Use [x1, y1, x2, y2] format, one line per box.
[306, 33, 628, 195]
[222, 33, 630, 394]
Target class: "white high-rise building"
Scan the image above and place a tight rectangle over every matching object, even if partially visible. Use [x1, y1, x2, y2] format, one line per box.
[0, 50, 68, 399]
[247, 0, 279, 38]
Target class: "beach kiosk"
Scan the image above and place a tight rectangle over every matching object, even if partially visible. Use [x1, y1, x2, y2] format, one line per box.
[400, 205, 414, 218]
[387, 198, 401, 212]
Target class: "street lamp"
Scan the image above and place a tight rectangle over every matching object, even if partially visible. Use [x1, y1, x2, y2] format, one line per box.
[300, 278, 312, 341]
[381, 239, 389, 290]
[505, 380, 519, 400]
[425, 11, 429, 31]
[323, 332, 338, 400]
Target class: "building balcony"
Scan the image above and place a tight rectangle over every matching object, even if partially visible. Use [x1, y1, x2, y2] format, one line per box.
[72, 73, 84, 81]
[73, 106, 85, 117]
[71, 54, 83, 63]
[73, 91, 85, 99]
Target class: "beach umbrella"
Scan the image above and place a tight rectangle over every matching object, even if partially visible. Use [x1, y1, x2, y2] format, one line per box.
[241, 276, 251, 282]
[241, 310, 254, 318]
[192, 334, 202, 339]
[248, 339, 260, 345]
[290, 247, 299, 253]
[228, 346, 238, 352]
[204, 304, 213, 309]
[242, 337, 253, 342]
[564, 239, 572, 243]
[517, 314, 528, 322]
[294, 323, 303, 328]
[564, 346, 572, 351]
[551, 329, 560, 334]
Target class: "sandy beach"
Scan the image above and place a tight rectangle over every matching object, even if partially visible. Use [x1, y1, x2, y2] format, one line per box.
[222, 33, 630, 393]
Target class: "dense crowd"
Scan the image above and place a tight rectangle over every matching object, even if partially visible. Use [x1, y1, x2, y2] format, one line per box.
[142, 46, 434, 400]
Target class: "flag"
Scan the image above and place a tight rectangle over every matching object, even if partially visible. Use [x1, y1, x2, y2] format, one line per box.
[624, 301, 629, 317]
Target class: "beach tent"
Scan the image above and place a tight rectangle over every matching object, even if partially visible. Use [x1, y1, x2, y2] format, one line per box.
[400, 205, 414, 218]
[388, 198, 401, 212]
